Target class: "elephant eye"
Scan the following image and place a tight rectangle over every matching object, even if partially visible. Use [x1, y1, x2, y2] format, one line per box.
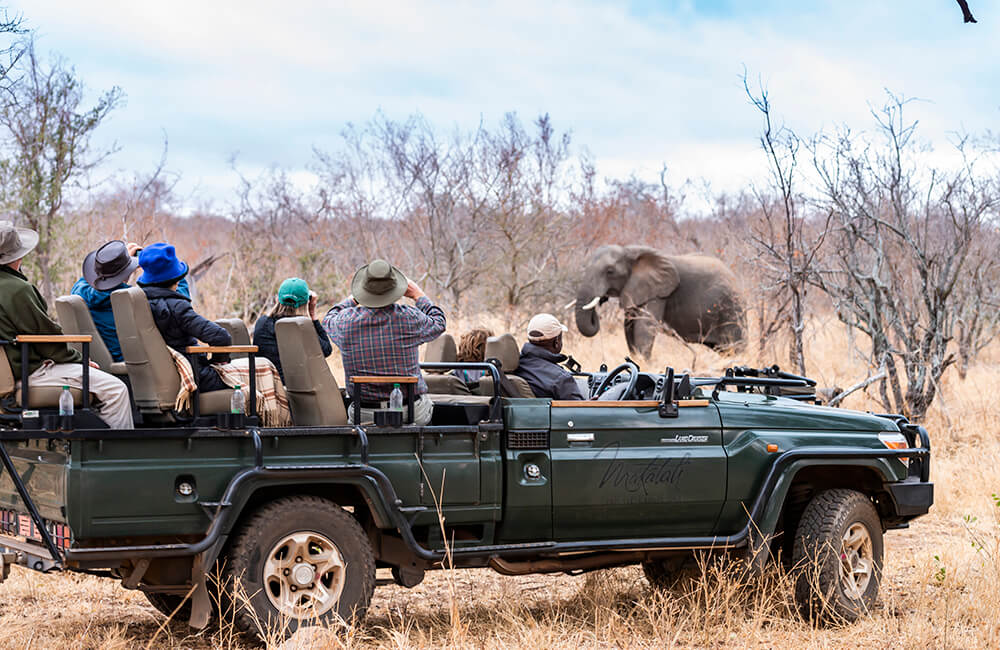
[605, 268, 615, 276]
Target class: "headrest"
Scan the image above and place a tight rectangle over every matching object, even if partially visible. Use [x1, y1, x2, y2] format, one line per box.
[424, 333, 457, 363]
[484, 334, 520, 372]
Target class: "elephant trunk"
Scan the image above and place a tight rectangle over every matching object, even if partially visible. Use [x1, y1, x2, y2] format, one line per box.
[575, 292, 601, 337]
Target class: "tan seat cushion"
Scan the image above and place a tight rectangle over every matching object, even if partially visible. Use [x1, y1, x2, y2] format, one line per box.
[15, 385, 84, 408]
[425, 373, 472, 395]
[109, 362, 127, 376]
[426, 393, 493, 406]
[198, 389, 236, 414]
[474, 375, 535, 399]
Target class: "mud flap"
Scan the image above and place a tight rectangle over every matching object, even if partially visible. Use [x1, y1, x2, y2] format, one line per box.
[189, 552, 211, 629]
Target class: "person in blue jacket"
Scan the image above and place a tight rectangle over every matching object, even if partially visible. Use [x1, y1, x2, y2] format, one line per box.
[137, 243, 229, 392]
[73, 240, 189, 362]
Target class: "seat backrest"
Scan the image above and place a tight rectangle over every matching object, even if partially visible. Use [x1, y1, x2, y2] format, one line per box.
[485, 334, 521, 372]
[483, 334, 535, 398]
[275, 316, 347, 425]
[424, 333, 457, 363]
[111, 287, 179, 412]
[216, 318, 251, 359]
[55, 295, 116, 371]
[0, 346, 14, 398]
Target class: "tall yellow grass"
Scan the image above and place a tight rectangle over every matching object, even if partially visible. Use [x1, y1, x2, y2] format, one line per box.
[1, 315, 998, 649]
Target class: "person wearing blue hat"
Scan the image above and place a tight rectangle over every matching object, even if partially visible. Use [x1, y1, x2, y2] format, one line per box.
[73, 240, 189, 362]
[138, 243, 231, 392]
[252, 277, 331, 381]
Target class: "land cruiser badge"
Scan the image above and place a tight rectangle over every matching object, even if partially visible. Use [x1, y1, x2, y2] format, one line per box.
[660, 434, 709, 444]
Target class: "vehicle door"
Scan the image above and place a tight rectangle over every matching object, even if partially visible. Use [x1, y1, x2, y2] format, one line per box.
[549, 399, 725, 539]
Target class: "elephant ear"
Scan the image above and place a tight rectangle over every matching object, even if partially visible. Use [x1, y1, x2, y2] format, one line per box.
[621, 248, 679, 310]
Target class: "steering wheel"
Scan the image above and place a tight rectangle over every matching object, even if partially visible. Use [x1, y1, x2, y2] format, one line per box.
[594, 361, 639, 400]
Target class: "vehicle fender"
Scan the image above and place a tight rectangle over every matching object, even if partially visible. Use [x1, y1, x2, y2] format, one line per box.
[756, 458, 899, 537]
[219, 474, 395, 535]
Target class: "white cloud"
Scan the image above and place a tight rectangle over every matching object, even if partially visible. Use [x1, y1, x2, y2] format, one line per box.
[12, 0, 999, 209]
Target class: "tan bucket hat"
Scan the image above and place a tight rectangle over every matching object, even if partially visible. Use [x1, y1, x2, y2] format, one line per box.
[351, 259, 408, 308]
[0, 221, 39, 265]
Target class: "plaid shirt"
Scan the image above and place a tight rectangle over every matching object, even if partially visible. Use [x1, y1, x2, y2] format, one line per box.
[323, 296, 446, 401]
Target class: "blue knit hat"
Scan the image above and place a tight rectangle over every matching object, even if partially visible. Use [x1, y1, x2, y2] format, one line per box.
[137, 243, 189, 286]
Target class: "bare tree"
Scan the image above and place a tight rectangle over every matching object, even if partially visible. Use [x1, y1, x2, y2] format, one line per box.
[811, 93, 999, 419]
[0, 38, 122, 304]
[744, 76, 831, 374]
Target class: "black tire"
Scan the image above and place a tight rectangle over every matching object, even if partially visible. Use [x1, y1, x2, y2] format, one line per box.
[143, 592, 193, 621]
[792, 489, 883, 624]
[642, 553, 702, 590]
[223, 496, 376, 639]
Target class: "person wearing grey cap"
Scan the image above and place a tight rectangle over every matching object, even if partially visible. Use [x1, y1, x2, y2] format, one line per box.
[513, 313, 586, 401]
[0, 222, 133, 428]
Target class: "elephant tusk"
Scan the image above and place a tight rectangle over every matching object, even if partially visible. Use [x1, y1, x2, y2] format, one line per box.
[564, 299, 577, 310]
[580, 296, 602, 311]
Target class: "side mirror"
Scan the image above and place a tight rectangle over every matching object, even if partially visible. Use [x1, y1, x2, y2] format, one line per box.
[659, 367, 678, 418]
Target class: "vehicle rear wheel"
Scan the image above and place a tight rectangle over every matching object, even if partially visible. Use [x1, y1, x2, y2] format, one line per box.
[642, 553, 702, 589]
[792, 488, 883, 624]
[223, 496, 375, 639]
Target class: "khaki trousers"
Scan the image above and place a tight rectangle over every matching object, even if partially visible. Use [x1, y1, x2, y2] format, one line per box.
[27, 361, 134, 429]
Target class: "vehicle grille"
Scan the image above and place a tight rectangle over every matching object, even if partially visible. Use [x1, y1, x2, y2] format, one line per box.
[507, 429, 549, 449]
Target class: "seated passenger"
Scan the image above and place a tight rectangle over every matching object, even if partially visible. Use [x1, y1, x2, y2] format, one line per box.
[0, 222, 133, 428]
[253, 277, 332, 381]
[73, 240, 189, 362]
[453, 327, 493, 385]
[137, 243, 231, 393]
[323, 259, 445, 425]
[513, 313, 585, 400]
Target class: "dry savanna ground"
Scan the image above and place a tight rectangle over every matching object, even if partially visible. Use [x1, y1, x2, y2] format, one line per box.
[2, 315, 999, 649]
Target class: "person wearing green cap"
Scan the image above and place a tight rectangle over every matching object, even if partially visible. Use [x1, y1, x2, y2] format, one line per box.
[253, 277, 331, 381]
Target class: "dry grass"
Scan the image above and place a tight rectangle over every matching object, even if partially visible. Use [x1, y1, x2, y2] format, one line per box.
[3, 315, 1000, 649]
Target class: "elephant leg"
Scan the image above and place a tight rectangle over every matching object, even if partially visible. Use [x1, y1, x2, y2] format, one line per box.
[625, 304, 661, 359]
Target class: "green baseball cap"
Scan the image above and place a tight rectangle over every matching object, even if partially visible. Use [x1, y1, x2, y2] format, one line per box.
[278, 277, 310, 308]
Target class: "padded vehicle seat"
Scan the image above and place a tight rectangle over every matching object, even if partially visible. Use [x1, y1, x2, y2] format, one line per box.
[424, 333, 457, 365]
[275, 316, 347, 425]
[111, 287, 233, 419]
[423, 333, 473, 395]
[478, 334, 535, 398]
[216, 318, 251, 359]
[0, 346, 84, 408]
[55, 295, 126, 376]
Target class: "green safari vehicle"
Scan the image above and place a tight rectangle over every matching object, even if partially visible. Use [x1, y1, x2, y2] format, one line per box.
[0, 325, 932, 638]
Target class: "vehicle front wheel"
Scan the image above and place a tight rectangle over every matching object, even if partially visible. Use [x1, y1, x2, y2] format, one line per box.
[792, 488, 883, 624]
[223, 496, 376, 638]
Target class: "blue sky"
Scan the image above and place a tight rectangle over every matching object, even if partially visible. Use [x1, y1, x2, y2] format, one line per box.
[9, 0, 998, 211]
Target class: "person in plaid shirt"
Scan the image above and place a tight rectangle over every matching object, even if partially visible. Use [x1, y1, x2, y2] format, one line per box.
[324, 259, 445, 425]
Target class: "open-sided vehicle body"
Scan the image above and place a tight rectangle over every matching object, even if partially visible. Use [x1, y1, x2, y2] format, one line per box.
[0, 333, 932, 636]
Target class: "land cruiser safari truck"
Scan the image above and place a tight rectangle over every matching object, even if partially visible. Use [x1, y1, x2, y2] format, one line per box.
[0, 327, 932, 638]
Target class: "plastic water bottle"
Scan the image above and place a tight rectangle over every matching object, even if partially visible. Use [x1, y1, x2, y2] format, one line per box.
[389, 383, 403, 411]
[58, 386, 73, 416]
[231, 385, 245, 414]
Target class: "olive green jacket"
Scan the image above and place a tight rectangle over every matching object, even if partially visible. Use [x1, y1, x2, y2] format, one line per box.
[0, 265, 80, 379]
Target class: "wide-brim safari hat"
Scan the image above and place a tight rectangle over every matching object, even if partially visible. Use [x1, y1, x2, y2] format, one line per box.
[0, 221, 39, 265]
[351, 259, 407, 308]
[83, 240, 139, 291]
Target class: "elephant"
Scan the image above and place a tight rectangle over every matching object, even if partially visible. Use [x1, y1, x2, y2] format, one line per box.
[574, 245, 745, 358]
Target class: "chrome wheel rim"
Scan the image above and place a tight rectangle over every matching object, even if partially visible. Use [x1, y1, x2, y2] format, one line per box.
[263, 531, 346, 619]
[840, 522, 873, 599]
